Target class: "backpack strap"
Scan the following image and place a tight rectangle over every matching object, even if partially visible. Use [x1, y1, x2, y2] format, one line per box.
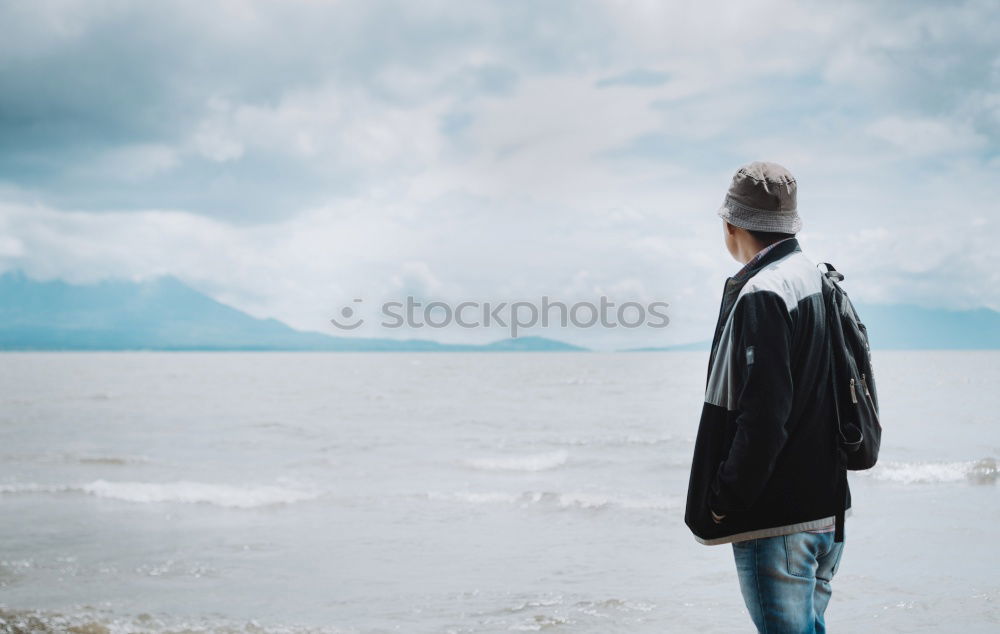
[818, 261, 845, 282]
[834, 466, 847, 543]
[820, 261, 850, 543]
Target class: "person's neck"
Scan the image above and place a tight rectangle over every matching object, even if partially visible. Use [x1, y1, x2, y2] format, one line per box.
[736, 239, 770, 264]
[737, 236, 790, 264]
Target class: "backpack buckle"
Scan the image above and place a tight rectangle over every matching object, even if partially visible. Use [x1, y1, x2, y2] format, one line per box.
[818, 262, 845, 282]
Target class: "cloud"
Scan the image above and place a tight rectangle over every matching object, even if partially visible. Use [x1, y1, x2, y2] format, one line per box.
[0, 0, 997, 346]
[79, 144, 180, 181]
[866, 115, 988, 156]
[595, 68, 670, 88]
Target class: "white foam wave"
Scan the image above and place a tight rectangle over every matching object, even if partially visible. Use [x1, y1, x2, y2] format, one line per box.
[463, 450, 569, 472]
[427, 490, 678, 511]
[861, 458, 998, 484]
[557, 434, 678, 447]
[0, 480, 320, 508]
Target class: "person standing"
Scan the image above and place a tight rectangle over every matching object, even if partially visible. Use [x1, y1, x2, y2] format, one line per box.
[685, 161, 851, 633]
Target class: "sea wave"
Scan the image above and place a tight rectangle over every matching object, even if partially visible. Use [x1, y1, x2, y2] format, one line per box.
[0, 608, 348, 634]
[463, 450, 569, 472]
[555, 433, 682, 447]
[75, 454, 149, 465]
[0, 452, 149, 465]
[426, 490, 679, 511]
[0, 480, 320, 508]
[860, 457, 998, 484]
[486, 594, 658, 629]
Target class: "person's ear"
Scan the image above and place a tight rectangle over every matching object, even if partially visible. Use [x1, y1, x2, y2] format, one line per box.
[724, 220, 737, 236]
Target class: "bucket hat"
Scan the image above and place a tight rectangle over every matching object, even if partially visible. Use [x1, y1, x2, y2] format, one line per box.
[717, 161, 801, 233]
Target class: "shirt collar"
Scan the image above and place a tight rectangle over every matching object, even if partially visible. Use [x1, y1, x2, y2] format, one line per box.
[733, 236, 796, 281]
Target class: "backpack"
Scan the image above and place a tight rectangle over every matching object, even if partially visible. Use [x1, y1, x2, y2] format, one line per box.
[818, 262, 882, 471]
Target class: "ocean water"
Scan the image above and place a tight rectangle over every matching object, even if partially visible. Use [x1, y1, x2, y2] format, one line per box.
[0, 351, 998, 633]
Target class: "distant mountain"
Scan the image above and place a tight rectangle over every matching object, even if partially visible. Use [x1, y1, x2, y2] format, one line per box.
[2, 271, 996, 351]
[481, 336, 586, 352]
[0, 271, 585, 352]
[853, 303, 1000, 350]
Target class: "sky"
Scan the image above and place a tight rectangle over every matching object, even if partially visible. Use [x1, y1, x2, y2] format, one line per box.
[0, 0, 997, 348]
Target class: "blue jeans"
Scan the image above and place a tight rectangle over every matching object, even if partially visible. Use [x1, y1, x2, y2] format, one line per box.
[732, 531, 845, 633]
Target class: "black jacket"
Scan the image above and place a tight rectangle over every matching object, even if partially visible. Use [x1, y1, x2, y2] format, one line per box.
[684, 238, 851, 545]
